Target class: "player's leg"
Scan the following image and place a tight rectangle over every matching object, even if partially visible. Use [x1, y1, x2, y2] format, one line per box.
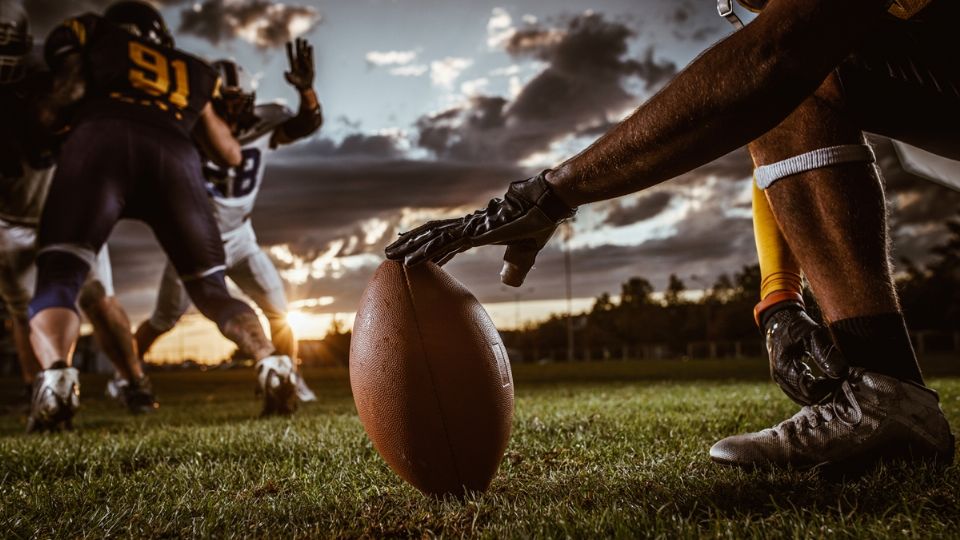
[79, 249, 139, 380]
[229, 251, 317, 402]
[133, 261, 192, 359]
[710, 74, 953, 469]
[79, 247, 158, 413]
[27, 120, 126, 431]
[0, 221, 41, 403]
[141, 136, 296, 415]
[749, 148, 849, 407]
[228, 251, 295, 358]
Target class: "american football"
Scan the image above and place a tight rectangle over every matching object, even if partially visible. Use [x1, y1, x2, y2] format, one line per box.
[350, 261, 513, 496]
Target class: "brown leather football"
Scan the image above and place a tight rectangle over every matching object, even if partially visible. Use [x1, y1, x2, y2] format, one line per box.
[350, 260, 514, 497]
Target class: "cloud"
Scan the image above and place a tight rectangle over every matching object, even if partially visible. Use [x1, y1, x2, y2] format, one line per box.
[486, 6, 514, 49]
[389, 64, 429, 77]
[868, 137, 960, 263]
[365, 50, 418, 67]
[301, 133, 406, 159]
[430, 57, 473, 88]
[415, 12, 676, 163]
[178, 0, 320, 49]
[603, 191, 675, 226]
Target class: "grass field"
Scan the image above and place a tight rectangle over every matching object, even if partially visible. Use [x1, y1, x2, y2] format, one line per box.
[1, 358, 959, 538]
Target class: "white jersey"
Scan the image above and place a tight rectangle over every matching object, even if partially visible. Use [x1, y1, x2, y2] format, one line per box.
[203, 103, 293, 236]
[0, 163, 54, 226]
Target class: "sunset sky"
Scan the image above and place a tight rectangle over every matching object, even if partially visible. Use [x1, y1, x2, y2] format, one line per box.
[24, 0, 960, 362]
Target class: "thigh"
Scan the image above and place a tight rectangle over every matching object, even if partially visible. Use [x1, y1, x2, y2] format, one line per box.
[36, 121, 127, 255]
[838, 13, 960, 159]
[87, 245, 116, 297]
[0, 222, 37, 316]
[151, 261, 191, 328]
[140, 137, 226, 279]
[750, 73, 864, 166]
[228, 250, 287, 318]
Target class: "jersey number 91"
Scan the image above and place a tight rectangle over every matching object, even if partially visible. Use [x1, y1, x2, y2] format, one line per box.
[128, 42, 189, 108]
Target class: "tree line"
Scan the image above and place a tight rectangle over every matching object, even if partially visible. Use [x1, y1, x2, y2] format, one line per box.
[500, 213, 960, 362]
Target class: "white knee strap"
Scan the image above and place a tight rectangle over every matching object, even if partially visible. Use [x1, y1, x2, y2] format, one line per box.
[754, 144, 876, 190]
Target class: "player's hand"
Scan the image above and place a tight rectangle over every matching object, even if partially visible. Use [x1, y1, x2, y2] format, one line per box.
[385, 171, 576, 287]
[284, 38, 315, 91]
[764, 307, 850, 405]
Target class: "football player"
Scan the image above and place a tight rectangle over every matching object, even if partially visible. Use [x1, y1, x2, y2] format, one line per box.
[0, 0, 154, 417]
[27, 1, 298, 430]
[388, 0, 957, 471]
[133, 44, 322, 403]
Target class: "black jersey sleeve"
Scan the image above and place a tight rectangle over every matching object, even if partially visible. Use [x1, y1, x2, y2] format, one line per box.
[44, 13, 99, 70]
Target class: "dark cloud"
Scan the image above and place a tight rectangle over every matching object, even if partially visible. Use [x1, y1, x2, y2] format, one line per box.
[251, 140, 522, 249]
[668, 0, 729, 42]
[603, 191, 674, 226]
[416, 12, 676, 163]
[866, 137, 960, 264]
[299, 133, 404, 159]
[178, 0, 320, 49]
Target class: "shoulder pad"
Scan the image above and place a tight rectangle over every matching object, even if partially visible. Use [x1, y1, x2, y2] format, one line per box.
[236, 103, 294, 145]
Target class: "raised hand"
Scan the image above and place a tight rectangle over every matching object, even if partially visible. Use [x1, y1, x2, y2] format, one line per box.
[284, 38, 314, 91]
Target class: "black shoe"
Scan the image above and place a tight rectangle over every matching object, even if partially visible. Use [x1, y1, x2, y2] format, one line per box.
[122, 375, 159, 414]
[711, 369, 954, 472]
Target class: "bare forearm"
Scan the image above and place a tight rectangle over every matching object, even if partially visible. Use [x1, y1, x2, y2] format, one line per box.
[547, 0, 886, 206]
[195, 103, 242, 167]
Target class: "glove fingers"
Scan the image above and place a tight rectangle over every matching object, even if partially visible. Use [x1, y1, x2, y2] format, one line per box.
[808, 327, 850, 379]
[385, 219, 459, 260]
[405, 234, 466, 266]
[771, 354, 819, 405]
[500, 242, 539, 287]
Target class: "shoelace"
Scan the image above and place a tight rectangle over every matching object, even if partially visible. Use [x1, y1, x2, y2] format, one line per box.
[793, 375, 864, 430]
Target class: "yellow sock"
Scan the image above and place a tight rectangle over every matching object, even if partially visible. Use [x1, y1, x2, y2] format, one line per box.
[752, 181, 803, 300]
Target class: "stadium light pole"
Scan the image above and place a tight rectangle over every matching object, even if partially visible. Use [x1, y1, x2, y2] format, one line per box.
[563, 220, 575, 362]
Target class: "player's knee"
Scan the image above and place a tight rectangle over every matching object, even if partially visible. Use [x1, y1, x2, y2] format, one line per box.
[28, 251, 91, 318]
[182, 271, 249, 328]
[147, 313, 179, 334]
[78, 280, 108, 314]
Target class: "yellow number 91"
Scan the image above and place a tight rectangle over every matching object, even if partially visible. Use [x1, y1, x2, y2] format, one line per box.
[128, 41, 189, 109]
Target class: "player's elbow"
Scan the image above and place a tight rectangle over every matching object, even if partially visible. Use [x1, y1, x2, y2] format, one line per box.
[284, 107, 324, 142]
[219, 141, 242, 168]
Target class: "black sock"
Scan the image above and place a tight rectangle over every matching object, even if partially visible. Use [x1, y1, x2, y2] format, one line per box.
[829, 313, 924, 385]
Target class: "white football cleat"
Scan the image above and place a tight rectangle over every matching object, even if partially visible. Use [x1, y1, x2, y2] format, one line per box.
[295, 375, 317, 402]
[256, 355, 298, 416]
[105, 374, 128, 402]
[27, 364, 80, 433]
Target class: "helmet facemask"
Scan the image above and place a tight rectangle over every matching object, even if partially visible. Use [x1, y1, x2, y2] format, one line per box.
[0, 17, 31, 85]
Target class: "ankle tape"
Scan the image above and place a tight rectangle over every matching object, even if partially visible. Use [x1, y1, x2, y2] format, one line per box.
[755, 144, 876, 189]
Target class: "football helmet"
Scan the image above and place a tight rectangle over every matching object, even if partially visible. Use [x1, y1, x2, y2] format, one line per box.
[0, 0, 32, 85]
[104, 1, 174, 48]
[212, 59, 257, 129]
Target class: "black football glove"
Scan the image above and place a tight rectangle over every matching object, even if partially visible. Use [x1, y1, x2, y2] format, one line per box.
[764, 306, 850, 405]
[284, 38, 315, 91]
[385, 171, 576, 287]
